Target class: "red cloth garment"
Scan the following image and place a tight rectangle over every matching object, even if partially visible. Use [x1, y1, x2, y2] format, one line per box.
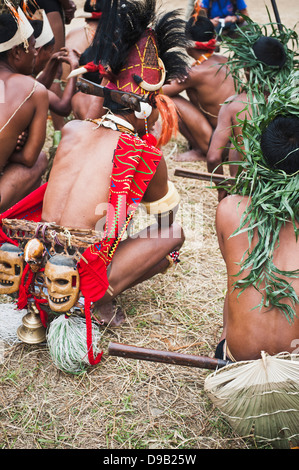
[0, 183, 47, 245]
[78, 133, 162, 365]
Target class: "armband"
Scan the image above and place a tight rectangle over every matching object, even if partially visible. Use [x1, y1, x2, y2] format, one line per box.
[142, 181, 180, 215]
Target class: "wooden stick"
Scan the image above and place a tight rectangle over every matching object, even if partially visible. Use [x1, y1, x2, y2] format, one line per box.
[270, 0, 283, 31]
[108, 342, 229, 370]
[174, 168, 236, 186]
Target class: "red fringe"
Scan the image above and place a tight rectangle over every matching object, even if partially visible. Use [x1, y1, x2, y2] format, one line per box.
[155, 94, 178, 148]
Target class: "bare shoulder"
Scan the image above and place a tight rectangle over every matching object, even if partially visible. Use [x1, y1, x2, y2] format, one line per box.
[212, 53, 228, 64]
[59, 119, 89, 142]
[216, 194, 249, 222]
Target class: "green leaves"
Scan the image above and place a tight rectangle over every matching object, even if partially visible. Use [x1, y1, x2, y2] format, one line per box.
[217, 68, 299, 321]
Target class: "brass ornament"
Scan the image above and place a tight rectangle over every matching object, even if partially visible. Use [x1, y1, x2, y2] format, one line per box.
[44, 254, 80, 313]
[0, 243, 24, 294]
[17, 302, 46, 344]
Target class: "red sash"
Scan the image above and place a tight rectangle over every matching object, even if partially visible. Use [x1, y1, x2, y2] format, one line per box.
[77, 133, 162, 364]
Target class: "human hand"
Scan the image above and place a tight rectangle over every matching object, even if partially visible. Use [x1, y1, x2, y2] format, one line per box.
[15, 130, 28, 151]
[211, 17, 220, 27]
[60, 48, 80, 69]
[225, 15, 237, 24]
[62, 0, 76, 24]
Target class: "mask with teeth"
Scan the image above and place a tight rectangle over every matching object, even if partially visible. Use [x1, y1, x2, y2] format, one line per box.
[0, 243, 24, 294]
[44, 255, 80, 313]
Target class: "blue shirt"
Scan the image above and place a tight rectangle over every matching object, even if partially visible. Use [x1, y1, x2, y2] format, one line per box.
[201, 0, 247, 18]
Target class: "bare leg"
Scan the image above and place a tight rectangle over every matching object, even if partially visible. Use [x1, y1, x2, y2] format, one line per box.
[219, 291, 228, 342]
[171, 96, 213, 162]
[92, 222, 185, 326]
[0, 151, 48, 212]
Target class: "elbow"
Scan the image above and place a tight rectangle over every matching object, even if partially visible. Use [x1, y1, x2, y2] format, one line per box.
[207, 151, 222, 168]
[50, 100, 72, 117]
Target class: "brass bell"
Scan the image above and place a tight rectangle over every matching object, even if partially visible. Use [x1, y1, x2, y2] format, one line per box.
[17, 302, 46, 344]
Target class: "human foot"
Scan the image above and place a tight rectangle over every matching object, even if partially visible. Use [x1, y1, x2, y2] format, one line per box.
[173, 149, 206, 162]
[92, 301, 126, 327]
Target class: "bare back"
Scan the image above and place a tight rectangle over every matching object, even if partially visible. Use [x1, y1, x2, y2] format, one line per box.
[41, 119, 168, 230]
[185, 54, 235, 127]
[217, 195, 299, 360]
[42, 120, 118, 229]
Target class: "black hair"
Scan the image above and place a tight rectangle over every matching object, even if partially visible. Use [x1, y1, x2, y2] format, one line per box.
[0, 13, 18, 60]
[252, 36, 287, 68]
[185, 15, 215, 42]
[84, 0, 105, 12]
[260, 115, 299, 174]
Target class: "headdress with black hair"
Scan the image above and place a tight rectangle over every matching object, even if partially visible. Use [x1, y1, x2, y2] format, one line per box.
[71, 0, 190, 147]
[89, 0, 189, 88]
[221, 14, 299, 92]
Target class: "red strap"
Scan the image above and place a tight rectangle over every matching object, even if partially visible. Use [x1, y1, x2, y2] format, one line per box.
[194, 38, 216, 51]
[84, 299, 104, 365]
[91, 12, 102, 19]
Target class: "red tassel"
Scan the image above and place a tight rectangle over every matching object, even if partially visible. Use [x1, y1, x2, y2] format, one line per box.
[85, 299, 104, 366]
[17, 264, 34, 310]
[33, 297, 48, 328]
[141, 133, 157, 147]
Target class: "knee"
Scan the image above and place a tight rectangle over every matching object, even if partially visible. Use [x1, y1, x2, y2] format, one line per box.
[169, 221, 185, 249]
[38, 151, 49, 174]
[206, 150, 221, 168]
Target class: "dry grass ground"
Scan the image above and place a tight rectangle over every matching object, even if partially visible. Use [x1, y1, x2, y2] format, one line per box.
[0, 0, 298, 451]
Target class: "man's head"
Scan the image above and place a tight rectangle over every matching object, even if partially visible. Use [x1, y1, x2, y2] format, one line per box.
[0, 13, 18, 61]
[186, 15, 215, 43]
[79, 0, 189, 145]
[221, 17, 296, 92]
[30, 13, 55, 74]
[252, 36, 287, 68]
[261, 115, 299, 174]
[0, 6, 36, 74]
